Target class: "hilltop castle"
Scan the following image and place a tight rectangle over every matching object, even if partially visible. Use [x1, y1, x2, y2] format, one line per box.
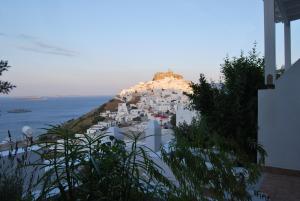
[152, 70, 183, 81]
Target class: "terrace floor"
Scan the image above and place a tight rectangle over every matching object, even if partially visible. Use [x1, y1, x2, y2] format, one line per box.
[260, 167, 300, 201]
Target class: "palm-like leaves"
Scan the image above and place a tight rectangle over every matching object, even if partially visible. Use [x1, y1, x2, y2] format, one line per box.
[31, 126, 174, 201]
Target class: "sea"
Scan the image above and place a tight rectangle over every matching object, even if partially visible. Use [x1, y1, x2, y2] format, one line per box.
[0, 96, 112, 142]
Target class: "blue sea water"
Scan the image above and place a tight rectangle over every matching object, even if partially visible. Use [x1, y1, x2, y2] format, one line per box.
[0, 96, 111, 141]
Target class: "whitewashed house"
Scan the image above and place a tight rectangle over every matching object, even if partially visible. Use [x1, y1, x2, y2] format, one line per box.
[157, 103, 171, 113]
[100, 110, 111, 118]
[259, 0, 300, 171]
[117, 103, 129, 115]
[99, 112, 107, 117]
[130, 109, 143, 117]
[116, 103, 130, 122]
[108, 112, 117, 119]
[97, 120, 116, 129]
[86, 125, 103, 134]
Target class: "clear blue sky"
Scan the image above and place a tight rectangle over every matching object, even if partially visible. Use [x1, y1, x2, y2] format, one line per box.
[1, 0, 299, 96]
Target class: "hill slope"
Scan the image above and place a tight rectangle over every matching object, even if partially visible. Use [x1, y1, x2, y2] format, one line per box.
[62, 98, 122, 133]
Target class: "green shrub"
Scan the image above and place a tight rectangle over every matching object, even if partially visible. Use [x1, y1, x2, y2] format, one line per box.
[92, 116, 106, 124]
[32, 126, 174, 201]
[162, 118, 266, 201]
[188, 46, 265, 162]
[0, 133, 34, 201]
[170, 114, 176, 127]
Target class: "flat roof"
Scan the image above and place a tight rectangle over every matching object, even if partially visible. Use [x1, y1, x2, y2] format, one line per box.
[275, 0, 300, 22]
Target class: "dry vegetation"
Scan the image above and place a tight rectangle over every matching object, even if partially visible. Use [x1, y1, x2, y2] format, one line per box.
[62, 98, 122, 133]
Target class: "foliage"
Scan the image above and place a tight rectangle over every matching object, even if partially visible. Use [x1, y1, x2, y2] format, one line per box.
[32, 126, 174, 201]
[0, 132, 35, 201]
[0, 152, 24, 201]
[187, 46, 265, 161]
[0, 46, 267, 201]
[92, 116, 106, 124]
[162, 118, 266, 201]
[0, 60, 16, 94]
[170, 114, 176, 127]
[160, 46, 266, 200]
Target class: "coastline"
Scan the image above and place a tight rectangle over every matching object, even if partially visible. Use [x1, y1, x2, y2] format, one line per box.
[61, 97, 122, 133]
[0, 96, 113, 149]
[0, 97, 120, 151]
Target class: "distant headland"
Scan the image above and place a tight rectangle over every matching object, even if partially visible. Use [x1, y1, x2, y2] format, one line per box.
[7, 109, 32, 113]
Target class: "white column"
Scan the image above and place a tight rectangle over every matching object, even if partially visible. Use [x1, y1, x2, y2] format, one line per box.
[145, 120, 162, 152]
[264, 0, 276, 85]
[284, 21, 291, 69]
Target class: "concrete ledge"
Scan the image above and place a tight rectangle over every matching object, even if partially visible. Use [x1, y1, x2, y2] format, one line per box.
[260, 166, 300, 201]
[263, 166, 300, 177]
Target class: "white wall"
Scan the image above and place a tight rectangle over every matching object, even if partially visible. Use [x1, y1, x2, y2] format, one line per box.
[176, 104, 198, 126]
[145, 120, 162, 152]
[258, 59, 300, 171]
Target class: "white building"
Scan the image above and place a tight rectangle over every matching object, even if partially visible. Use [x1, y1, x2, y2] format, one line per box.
[259, 0, 300, 171]
[86, 125, 103, 134]
[130, 109, 143, 117]
[116, 103, 130, 122]
[157, 103, 171, 113]
[106, 126, 124, 141]
[100, 110, 111, 118]
[117, 103, 129, 115]
[108, 112, 117, 119]
[98, 121, 116, 129]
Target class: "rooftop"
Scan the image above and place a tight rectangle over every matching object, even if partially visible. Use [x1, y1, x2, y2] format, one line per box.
[275, 0, 300, 22]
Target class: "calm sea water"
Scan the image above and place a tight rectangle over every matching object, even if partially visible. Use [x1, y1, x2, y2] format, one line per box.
[0, 96, 111, 141]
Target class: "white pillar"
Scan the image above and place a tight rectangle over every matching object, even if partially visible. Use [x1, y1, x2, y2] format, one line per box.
[284, 21, 291, 69]
[264, 0, 276, 85]
[145, 120, 161, 152]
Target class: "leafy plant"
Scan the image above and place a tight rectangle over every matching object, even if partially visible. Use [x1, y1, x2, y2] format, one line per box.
[0, 152, 24, 201]
[92, 116, 106, 124]
[187, 45, 265, 162]
[0, 131, 35, 201]
[170, 114, 176, 127]
[32, 126, 174, 201]
[161, 45, 267, 200]
[0, 60, 16, 94]
[162, 118, 266, 201]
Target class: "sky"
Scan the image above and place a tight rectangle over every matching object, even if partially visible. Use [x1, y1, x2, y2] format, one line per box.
[0, 0, 299, 97]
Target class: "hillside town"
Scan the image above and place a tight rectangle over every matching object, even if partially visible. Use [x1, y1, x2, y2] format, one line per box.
[85, 70, 197, 137]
